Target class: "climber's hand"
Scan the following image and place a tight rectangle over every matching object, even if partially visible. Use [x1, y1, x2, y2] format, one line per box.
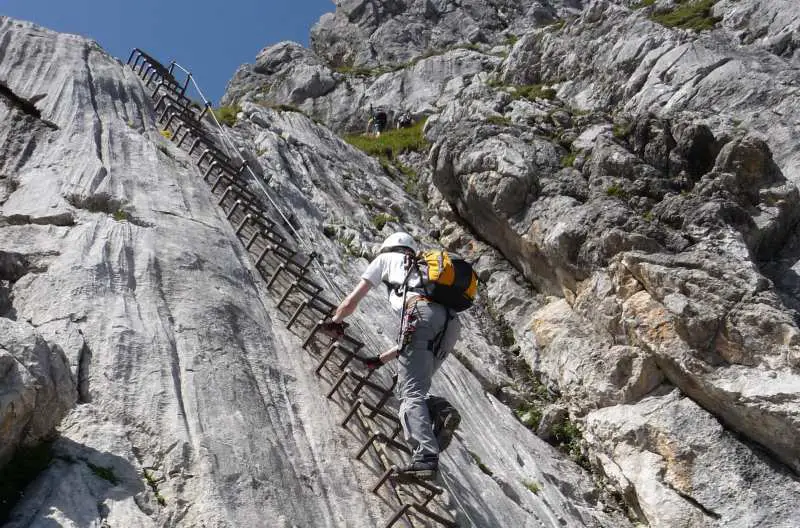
[320, 320, 349, 339]
[360, 355, 383, 371]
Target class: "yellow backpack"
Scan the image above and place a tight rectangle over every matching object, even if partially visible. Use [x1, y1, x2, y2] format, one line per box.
[415, 249, 478, 312]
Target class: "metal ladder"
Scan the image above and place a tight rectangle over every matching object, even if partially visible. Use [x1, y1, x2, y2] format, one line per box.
[127, 48, 460, 528]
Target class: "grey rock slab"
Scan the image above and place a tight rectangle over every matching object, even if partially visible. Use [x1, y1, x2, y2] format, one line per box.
[503, 1, 800, 183]
[309, 0, 557, 69]
[0, 18, 403, 527]
[216, 91, 630, 528]
[603, 248, 800, 473]
[530, 298, 663, 410]
[584, 388, 800, 528]
[0, 317, 76, 466]
[226, 44, 502, 133]
[433, 357, 630, 528]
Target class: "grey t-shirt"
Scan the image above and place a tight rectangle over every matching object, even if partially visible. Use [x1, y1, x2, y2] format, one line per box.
[361, 252, 423, 314]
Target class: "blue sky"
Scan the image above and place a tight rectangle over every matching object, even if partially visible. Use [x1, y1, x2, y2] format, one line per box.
[0, 0, 334, 104]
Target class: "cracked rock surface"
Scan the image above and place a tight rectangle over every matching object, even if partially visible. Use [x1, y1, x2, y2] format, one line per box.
[4, 0, 800, 525]
[0, 15, 623, 528]
[221, 0, 800, 526]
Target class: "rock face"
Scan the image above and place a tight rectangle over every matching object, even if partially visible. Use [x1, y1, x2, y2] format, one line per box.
[309, 0, 577, 69]
[0, 318, 76, 467]
[223, 40, 502, 133]
[4, 0, 800, 525]
[0, 15, 625, 528]
[218, 0, 800, 526]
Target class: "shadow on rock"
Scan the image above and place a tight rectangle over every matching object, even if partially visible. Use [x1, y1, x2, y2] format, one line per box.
[2, 436, 146, 527]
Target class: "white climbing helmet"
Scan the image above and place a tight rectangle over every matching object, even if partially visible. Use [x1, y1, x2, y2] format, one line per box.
[379, 232, 418, 254]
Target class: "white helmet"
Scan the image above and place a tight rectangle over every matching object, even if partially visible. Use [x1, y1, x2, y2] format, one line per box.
[379, 232, 418, 254]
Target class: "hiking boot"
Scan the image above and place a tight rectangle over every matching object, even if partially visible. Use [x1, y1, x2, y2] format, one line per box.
[433, 408, 461, 452]
[392, 460, 438, 483]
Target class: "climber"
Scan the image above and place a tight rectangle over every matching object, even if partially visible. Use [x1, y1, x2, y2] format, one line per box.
[396, 110, 413, 129]
[366, 105, 389, 137]
[321, 232, 461, 482]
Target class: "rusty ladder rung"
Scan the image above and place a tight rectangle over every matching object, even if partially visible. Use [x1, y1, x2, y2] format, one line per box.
[354, 425, 406, 460]
[410, 504, 459, 528]
[198, 149, 244, 177]
[361, 388, 400, 422]
[327, 368, 354, 400]
[343, 398, 401, 430]
[313, 341, 363, 376]
[288, 297, 336, 331]
[382, 504, 411, 528]
[209, 171, 259, 205]
[347, 369, 392, 401]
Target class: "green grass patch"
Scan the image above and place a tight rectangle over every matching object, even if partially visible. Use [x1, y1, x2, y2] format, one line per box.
[344, 118, 428, 161]
[514, 403, 543, 430]
[468, 451, 494, 477]
[371, 213, 398, 231]
[337, 232, 361, 257]
[333, 65, 379, 76]
[112, 209, 128, 222]
[212, 104, 241, 127]
[488, 80, 557, 101]
[651, 0, 721, 31]
[87, 462, 118, 485]
[613, 122, 633, 139]
[505, 34, 519, 46]
[633, 0, 656, 8]
[456, 43, 481, 52]
[561, 151, 577, 168]
[551, 419, 587, 466]
[514, 84, 557, 101]
[522, 479, 541, 494]
[0, 442, 54, 522]
[487, 115, 512, 126]
[397, 162, 419, 195]
[144, 469, 166, 506]
[606, 183, 629, 199]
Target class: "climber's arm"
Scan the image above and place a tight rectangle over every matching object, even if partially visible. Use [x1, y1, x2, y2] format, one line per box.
[331, 279, 372, 323]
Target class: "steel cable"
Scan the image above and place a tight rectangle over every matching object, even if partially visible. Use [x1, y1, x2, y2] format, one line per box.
[169, 62, 386, 354]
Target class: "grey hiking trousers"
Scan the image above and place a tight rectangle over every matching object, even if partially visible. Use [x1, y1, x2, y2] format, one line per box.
[396, 299, 459, 463]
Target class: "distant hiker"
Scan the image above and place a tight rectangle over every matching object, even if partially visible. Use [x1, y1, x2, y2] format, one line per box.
[366, 105, 389, 137]
[396, 110, 413, 129]
[321, 232, 477, 482]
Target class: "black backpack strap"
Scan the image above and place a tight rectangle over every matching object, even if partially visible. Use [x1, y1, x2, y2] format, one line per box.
[430, 309, 453, 358]
[410, 256, 431, 299]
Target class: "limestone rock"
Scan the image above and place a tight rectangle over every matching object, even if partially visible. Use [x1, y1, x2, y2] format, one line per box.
[585, 389, 800, 527]
[0, 318, 76, 466]
[225, 44, 503, 133]
[8, 0, 800, 524]
[309, 0, 577, 69]
[0, 16, 624, 528]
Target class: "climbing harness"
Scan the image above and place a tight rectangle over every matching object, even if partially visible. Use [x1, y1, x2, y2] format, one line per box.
[127, 48, 465, 527]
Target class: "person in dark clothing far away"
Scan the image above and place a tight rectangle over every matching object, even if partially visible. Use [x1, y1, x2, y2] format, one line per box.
[321, 232, 461, 482]
[366, 104, 389, 137]
[396, 110, 413, 129]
